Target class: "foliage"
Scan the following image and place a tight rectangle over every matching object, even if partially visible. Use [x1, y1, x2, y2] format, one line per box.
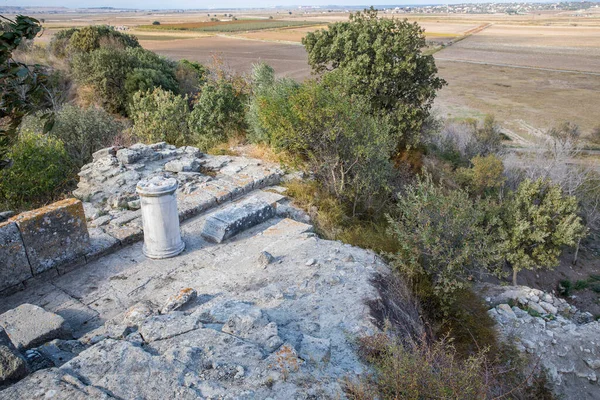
[152, 21, 160, 25]
[21, 105, 122, 168]
[456, 154, 506, 197]
[246, 62, 299, 144]
[387, 175, 502, 306]
[0, 131, 73, 210]
[427, 115, 504, 167]
[62, 25, 139, 56]
[346, 334, 491, 399]
[130, 87, 190, 146]
[302, 8, 445, 144]
[188, 80, 246, 150]
[590, 125, 600, 145]
[175, 59, 207, 99]
[498, 179, 587, 285]
[72, 46, 177, 114]
[547, 121, 580, 147]
[0, 15, 51, 167]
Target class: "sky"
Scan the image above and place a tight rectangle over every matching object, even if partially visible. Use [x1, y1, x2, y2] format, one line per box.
[4, 0, 559, 10]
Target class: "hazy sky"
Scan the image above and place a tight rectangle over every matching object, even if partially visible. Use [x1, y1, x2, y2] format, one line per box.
[6, 0, 545, 9]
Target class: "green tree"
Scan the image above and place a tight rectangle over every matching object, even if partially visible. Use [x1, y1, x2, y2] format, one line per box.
[387, 176, 501, 305]
[188, 80, 246, 150]
[0, 131, 73, 210]
[456, 154, 505, 198]
[302, 8, 445, 144]
[0, 15, 50, 167]
[130, 87, 190, 146]
[67, 25, 139, 54]
[499, 179, 586, 285]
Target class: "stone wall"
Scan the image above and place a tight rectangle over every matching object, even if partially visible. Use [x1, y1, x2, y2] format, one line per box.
[0, 199, 89, 295]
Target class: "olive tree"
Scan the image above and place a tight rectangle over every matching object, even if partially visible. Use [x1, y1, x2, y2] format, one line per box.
[302, 8, 445, 144]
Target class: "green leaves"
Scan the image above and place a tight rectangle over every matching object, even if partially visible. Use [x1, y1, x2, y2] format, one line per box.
[303, 8, 445, 145]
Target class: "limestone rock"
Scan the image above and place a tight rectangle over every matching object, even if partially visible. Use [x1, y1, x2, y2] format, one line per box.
[139, 312, 202, 342]
[258, 251, 275, 268]
[0, 304, 72, 350]
[201, 197, 276, 243]
[0, 221, 32, 292]
[164, 157, 202, 173]
[161, 288, 197, 314]
[299, 334, 331, 364]
[0, 327, 28, 387]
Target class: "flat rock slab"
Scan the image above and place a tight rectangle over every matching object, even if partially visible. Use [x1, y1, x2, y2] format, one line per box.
[0, 304, 72, 351]
[201, 197, 276, 243]
[9, 199, 89, 275]
[0, 222, 32, 293]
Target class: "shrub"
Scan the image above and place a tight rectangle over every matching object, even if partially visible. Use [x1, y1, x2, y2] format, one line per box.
[175, 59, 207, 99]
[130, 87, 190, 146]
[456, 154, 506, 197]
[246, 63, 299, 144]
[188, 80, 246, 150]
[20, 105, 122, 168]
[66, 25, 139, 54]
[152, 21, 160, 25]
[590, 125, 600, 145]
[0, 131, 73, 210]
[347, 334, 490, 399]
[387, 175, 502, 306]
[72, 47, 177, 115]
[427, 115, 504, 166]
[499, 178, 587, 285]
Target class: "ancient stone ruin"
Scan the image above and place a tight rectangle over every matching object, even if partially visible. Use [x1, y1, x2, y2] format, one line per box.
[0, 142, 599, 399]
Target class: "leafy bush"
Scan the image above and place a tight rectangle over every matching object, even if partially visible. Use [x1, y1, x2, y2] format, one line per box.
[303, 8, 445, 144]
[246, 63, 299, 144]
[387, 175, 502, 306]
[68, 25, 139, 54]
[188, 80, 246, 150]
[175, 59, 207, 99]
[72, 47, 177, 115]
[0, 132, 73, 210]
[130, 87, 190, 146]
[499, 179, 587, 285]
[456, 154, 506, 197]
[20, 105, 122, 167]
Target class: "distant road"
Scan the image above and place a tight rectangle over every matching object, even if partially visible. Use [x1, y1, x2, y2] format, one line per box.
[434, 58, 600, 77]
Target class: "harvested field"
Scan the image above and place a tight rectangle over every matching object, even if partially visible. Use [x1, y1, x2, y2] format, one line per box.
[236, 25, 328, 43]
[141, 36, 312, 81]
[140, 20, 320, 32]
[437, 25, 600, 73]
[433, 58, 600, 140]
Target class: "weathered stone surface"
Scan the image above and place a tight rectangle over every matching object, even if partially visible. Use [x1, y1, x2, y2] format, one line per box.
[85, 228, 120, 262]
[487, 284, 600, 400]
[201, 197, 276, 243]
[161, 288, 197, 314]
[164, 157, 202, 173]
[0, 211, 15, 222]
[258, 251, 275, 268]
[116, 148, 141, 165]
[0, 222, 32, 292]
[91, 146, 118, 162]
[0, 327, 28, 387]
[0, 304, 72, 350]
[35, 339, 87, 367]
[139, 312, 202, 342]
[9, 199, 89, 275]
[299, 334, 331, 364]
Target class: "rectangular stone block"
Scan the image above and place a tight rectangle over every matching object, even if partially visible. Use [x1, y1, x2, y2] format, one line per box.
[0, 222, 32, 293]
[9, 199, 90, 276]
[201, 198, 275, 243]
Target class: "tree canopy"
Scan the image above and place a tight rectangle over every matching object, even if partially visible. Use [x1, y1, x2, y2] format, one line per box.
[302, 8, 445, 145]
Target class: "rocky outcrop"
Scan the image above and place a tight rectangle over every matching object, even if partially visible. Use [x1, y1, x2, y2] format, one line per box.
[484, 284, 600, 399]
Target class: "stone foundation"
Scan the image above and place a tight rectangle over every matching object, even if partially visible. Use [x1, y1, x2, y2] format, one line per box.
[0, 199, 90, 294]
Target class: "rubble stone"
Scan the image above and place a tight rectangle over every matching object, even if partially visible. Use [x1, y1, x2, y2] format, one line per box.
[0, 327, 28, 387]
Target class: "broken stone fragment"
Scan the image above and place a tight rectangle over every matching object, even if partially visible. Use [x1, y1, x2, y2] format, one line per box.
[164, 157, 202, 173]
[161, 288, 198, 314]
[123, 301, 157, 327]
[0, 327, 28, 387]
[258, 251, 275, 268]
[116, 148, 141, 165]
[139, 312, 202, 342]
[0, 304, 73, 351]
[0, 221, 32, 292]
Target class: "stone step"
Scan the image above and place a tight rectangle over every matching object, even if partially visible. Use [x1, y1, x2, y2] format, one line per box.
[201, 197, 278, 243]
